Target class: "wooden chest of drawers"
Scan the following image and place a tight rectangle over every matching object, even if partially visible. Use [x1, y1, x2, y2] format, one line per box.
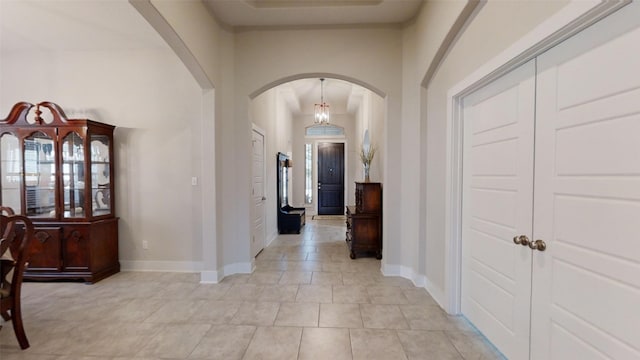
[346, 182, 382, 259]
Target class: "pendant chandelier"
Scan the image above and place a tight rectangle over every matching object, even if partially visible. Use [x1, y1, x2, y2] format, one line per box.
[314, 78, 330, 125]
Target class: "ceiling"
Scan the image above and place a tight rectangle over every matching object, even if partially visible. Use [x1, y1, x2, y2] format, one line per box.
[202, 0, 424, 116]
[205, 0, 423, 29]
[277, 77, 369, 117]
[0, 0, 418, 116]
[0, 0, 166, 51]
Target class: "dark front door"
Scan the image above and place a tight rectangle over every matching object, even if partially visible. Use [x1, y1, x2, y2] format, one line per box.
[317, 142, 344, 215]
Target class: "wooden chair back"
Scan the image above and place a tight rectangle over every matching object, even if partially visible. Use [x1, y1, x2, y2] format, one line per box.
[0, 208, 34, 349]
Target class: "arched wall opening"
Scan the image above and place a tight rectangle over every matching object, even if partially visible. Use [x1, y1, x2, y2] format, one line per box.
[248, 74, 387, 253]
[250, 73, 386, 100]
[227, 26, 404, 279]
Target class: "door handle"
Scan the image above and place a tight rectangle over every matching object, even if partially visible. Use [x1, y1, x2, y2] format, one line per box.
[528, 239, 546, 251]
[262, 196, 266, 201]
[512, 235, 531, 247]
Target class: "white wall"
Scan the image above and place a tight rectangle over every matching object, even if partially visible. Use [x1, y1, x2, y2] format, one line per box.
[0, 46, 203, 269]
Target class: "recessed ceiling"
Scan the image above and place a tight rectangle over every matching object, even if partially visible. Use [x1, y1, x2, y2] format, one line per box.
[280, 77, 366, 116]
[205, 0, 423, 28]
[246, 0, 384, 8]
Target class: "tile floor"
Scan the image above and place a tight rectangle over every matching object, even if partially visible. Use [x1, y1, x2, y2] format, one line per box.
[0, 217, 505, 359]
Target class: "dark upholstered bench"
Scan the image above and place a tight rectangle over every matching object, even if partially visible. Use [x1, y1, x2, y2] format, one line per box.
[278, 205, 305, 234]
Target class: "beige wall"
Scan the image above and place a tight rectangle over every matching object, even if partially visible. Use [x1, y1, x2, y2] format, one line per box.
[145, 0, 238, 278]
[421, 0, 569, 302]
[235, 27, 404, 266]
[134, 0, 574, 299]
[358, 92, 385, 184]
[126, 0, 585, 308]
[2, 0, 577, 296]
[150, 0, 226, 87]
[0, 46, 203, 270]
[386, 0, 471, 287]
[250, 88, 294, 243]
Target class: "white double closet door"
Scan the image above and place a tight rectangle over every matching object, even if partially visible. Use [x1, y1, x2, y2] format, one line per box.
[461, 3, 640, 360]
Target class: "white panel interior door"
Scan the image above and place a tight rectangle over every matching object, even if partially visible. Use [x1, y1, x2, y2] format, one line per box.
[461, 59, 536, 360]
[532, 3, 640, 359]
[251, 129, 266, 258]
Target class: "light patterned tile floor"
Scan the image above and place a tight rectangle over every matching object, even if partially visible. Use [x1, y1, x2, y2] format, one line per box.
[0, 217, 505, 359]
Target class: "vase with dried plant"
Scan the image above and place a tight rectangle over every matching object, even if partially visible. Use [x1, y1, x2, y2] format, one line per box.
[360, 144, 376, 182]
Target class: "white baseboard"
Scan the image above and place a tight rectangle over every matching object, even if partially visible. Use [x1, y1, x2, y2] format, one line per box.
[412, 272, 427, 288]
[120, 260, 202, 272]
[424, 278, 446, 311]
[265, 230, 278, 247]
[120, 260, 253, 284]
[381, 263, 411, 282]
[200, 270, 220, 284]
[381, 264, 423, 287]
[380, 263, 402, 277]
[381, 263, 445, 310]
[222, 262, 253, 277]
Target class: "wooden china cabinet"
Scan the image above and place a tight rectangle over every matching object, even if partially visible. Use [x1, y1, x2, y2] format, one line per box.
[0, 102, 119, 283]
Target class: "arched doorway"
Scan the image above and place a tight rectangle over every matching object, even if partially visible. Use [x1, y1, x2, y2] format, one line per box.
[249, 75, 386, 248]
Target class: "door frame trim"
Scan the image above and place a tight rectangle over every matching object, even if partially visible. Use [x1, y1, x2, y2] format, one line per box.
[251, 123, 266, 258]
[315, 140, 347, 215]
[443, 0, 630, 314]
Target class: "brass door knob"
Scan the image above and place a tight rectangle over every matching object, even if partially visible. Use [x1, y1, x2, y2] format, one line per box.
[513, 235, 531, 247]
[528, 239, 546, 251]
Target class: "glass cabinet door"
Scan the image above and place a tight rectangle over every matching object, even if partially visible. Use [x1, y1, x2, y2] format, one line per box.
[90, 135, 111, 216]
[61, 132, 86, 218]
[0, 133, 22, 213]
[24, 132, 56, 218]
